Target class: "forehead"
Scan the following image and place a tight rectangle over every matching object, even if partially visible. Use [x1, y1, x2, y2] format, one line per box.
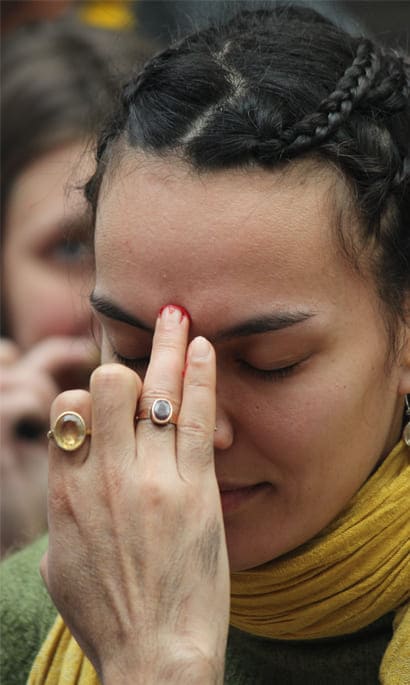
[94, 155, 358, 321]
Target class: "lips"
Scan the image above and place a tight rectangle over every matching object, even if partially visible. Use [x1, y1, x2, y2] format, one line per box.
[218, 481, 271, 515]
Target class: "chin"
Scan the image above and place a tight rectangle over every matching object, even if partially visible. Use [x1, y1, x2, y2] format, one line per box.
[226, 541, 276, 572]
[226, 525, 303, 572]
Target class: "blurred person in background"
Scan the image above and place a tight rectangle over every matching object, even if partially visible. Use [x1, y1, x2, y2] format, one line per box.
[0, 1, 136, 35]
[0, 16, 152, 558]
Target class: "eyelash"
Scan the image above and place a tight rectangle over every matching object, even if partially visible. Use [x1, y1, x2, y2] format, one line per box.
[112, 351, 150, 374]
[237, 360, 300, 382]
[112, 350, 300, 383]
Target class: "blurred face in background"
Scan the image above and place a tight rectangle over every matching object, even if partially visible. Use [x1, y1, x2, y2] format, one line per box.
[0, 141, 98, 557]
[2, 141, 94, 350]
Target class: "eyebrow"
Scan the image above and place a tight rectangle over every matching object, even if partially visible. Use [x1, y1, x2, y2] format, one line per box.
[90, 292, 152, 333]
[215, 310, 315, 342]
[90, 292, 315, 342]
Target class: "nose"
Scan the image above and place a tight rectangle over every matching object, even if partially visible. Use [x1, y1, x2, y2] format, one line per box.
[214, 402, 234, 451]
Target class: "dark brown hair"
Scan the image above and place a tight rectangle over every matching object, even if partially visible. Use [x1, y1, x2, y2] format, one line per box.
[87, 4, 410, 330]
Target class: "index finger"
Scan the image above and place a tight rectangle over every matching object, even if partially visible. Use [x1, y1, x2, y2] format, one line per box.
[136, 305, 190, 463]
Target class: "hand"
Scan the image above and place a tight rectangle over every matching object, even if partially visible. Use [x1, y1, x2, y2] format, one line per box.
[0, 337, 97, 556]
[41, 307, 230, 684]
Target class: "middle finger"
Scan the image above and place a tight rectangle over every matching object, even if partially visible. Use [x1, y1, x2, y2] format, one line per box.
[137, 305, 190, 457]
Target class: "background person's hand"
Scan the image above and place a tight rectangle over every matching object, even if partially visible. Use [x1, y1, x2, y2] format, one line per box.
[41, 308, 230, 684]
[0, 336, 97, 556]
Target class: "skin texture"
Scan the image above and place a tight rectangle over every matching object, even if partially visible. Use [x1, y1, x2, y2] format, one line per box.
[93, 156, 409, 570]
[1, 141, 97, 557]
[42, 155, 410, 681]
[43, 311, 230, 684]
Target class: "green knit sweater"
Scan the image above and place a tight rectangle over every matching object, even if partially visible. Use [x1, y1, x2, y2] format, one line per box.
[1, 536, 392, 684]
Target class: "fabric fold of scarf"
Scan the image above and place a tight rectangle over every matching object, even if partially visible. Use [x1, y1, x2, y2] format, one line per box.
[28, 441, 409, 685]
[230, 440, 409, 641]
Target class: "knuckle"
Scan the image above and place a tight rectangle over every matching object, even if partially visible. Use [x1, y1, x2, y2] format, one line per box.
[90, 365, 141, 412]
[178, 419, 210, 441]
[187, 354, 208, 369]
[138, 475, 172, 509]
[185, 375, 214, 392]
[156, 337, 179, 352]
[91, 363, 136, 389]
[186, 351, 215, 393]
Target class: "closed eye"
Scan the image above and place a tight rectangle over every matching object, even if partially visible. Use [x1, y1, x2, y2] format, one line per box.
[113, 350, 304, 382]
[237, 359, 302, 382]
[112, 351, 150, 375]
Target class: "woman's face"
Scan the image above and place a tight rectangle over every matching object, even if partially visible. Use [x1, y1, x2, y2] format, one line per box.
[2, 141, 94, 350]
[93, 156, 409, 571]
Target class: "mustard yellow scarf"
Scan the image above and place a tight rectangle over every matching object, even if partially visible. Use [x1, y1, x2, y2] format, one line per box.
[29, 441, 410, 685]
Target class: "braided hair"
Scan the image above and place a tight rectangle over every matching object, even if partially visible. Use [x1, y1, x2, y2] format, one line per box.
[87, 4, 410, 336]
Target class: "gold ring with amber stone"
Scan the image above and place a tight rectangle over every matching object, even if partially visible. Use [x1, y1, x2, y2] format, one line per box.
[47, 411, 91, 452]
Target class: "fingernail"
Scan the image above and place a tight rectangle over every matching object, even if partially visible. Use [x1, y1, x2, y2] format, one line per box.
[189, 336, 211, 360]
[159, 304, 191, 324]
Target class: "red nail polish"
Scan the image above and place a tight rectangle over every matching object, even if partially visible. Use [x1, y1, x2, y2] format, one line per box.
[158, 304, 192, 324]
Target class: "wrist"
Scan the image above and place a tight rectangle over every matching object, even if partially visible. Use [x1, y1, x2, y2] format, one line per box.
[158, 655, 224, 685]
[102, 653, 225, 685]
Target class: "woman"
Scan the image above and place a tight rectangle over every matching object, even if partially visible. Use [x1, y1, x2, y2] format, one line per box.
[0, 19, 150, 557]
[2, 5, 409, 684]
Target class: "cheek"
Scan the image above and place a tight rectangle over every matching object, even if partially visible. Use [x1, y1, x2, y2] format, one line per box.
[240, 377, 351, 481]
[243, 385, 322, 451]
[243, 357, 390, 491]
